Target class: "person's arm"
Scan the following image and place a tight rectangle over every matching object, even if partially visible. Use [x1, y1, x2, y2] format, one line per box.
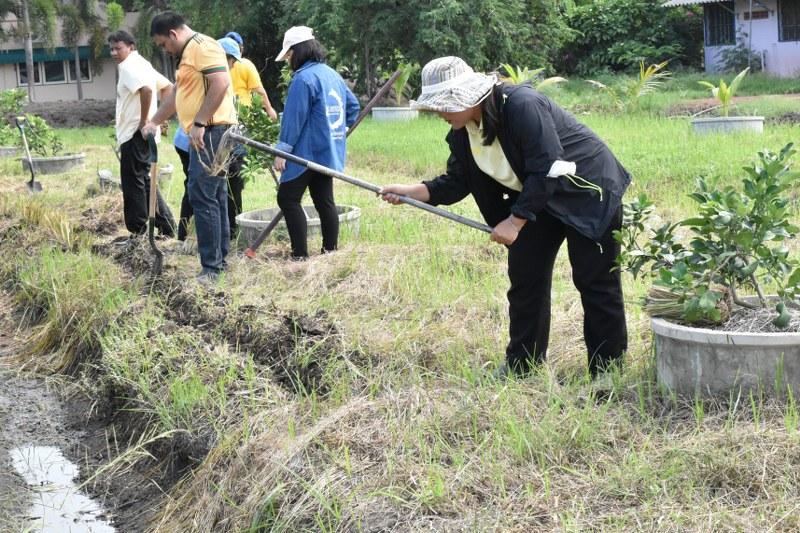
[274, 77, 312, 172]
[507, 94, 563, 222]
[143, 85, 176, 138]
[379, 183, 430, 204]
[137, 85, 153, 130]
[344, 85, 360, 127]
[251, 86, 277, 120]
[189, 71, 230, 150]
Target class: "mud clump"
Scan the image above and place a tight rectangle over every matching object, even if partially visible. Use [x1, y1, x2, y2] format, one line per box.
[231, 307, 340, 395]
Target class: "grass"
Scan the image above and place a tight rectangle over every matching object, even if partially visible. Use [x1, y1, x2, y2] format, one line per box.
[1, 76, 800, 531]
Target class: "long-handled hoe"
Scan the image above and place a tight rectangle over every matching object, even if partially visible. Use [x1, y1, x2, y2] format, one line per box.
[243, 69, 404, 258]
[225, 131, 493, 234]
[146, 136, 164, 276]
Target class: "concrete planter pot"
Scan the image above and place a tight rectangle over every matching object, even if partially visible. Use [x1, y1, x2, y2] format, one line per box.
[691, 116, 764, 135]
[235, 204, 361, 246]
[0, 146, 17, 157]
[22, 153, 85, 175]
[371, 107, 419, 122]
[653, 309, 800, 397]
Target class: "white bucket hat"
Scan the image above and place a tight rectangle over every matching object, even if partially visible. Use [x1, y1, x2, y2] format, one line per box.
[410, 56, 497, 113]
[276, 26, 315, 62]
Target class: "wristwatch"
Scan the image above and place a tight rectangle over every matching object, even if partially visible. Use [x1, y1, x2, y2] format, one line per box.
[193, 121, 207, 128]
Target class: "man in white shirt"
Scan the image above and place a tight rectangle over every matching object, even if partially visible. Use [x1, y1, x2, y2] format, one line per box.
[109, 30, 176, 238]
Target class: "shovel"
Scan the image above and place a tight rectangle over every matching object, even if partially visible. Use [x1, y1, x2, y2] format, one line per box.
[146, 135, 164, 276]
[15, 116, 42, 193]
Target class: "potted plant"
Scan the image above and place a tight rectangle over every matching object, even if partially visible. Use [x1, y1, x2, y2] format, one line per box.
[19, 114, 85, 174]
[0, 88, 26, 156]
[615, 144, 800, 396]
[371, 62, 419, 122]
[691, 67, 763, 134]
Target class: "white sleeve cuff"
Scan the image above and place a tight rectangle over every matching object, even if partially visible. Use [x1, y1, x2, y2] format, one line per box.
[547, 160, 576, 178]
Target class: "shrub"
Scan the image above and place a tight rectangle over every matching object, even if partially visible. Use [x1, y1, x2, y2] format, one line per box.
[615, 144, 800, 328]
[563, 0, 703, 74]
[19, 114, 64, 157]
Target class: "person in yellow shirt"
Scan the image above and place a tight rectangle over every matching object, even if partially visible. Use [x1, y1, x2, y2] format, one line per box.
[224, 31, 278, 120]
[143, 11, 237, 282]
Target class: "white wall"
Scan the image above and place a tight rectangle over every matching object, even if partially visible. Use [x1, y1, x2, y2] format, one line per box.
[706, 0, 800, 77]
[0, 58, 118, 102]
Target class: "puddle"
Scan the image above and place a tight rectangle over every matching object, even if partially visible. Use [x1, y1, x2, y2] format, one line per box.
[10, 445, 115, 532]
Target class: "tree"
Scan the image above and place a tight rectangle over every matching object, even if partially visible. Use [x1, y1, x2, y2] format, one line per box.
[60, 0, 109, 100]
[13, 0, 57, 102]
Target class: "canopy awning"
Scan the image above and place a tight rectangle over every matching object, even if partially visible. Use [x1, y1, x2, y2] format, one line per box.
[0, 46, 101, 65]
[662, 0, 723, 6]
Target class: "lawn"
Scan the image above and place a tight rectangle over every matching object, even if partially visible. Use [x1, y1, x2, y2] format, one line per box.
[1, 78, 800, 531]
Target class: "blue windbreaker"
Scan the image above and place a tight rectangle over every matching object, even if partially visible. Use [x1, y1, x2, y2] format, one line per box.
[275, 62, 360, 182]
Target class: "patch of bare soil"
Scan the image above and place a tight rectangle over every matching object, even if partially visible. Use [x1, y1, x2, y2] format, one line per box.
[767, 111, 800, 125]
[76, 203, 124, 237]
[21, 99, 115, 128]
[665, 94, 800, 117]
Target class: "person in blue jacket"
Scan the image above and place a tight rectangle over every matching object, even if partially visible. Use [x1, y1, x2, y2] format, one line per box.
[381, 57, 630, 380]
[272, 26, 360, 259]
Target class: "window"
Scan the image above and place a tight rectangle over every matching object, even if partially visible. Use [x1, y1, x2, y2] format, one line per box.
[705, 2, 735, 46]
[43, 60, 66, 83]
[68, 58, 90, 82]
[17, 58, 92, 86]
[17, 61, 41, 85]
[779, 0, 800, 41]
[743, 10, 769, 20]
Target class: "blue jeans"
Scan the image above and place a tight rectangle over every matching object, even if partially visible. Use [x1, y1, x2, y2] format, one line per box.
[188, 126, 230, 274]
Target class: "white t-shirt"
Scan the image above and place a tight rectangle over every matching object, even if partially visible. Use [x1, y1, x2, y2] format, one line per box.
[115, 51, 171, 146]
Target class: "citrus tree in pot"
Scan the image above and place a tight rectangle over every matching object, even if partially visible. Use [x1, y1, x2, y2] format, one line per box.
[691, 67, 763, 135]
[616, 144, 800, 396]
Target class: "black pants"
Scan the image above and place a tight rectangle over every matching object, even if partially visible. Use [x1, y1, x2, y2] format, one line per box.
[276, 170, 338, 258]
[227, 153, 245, 241]
[176, 147, 193, 241]
[506, 207, 627, 377]
[119, 131, 175, 236]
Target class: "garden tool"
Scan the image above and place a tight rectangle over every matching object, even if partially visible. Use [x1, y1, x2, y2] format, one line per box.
[243, 69, 404, 258]
[15, 116, 42, 193]
[146, 135, 164, 276]
[227, 131, 493, 234]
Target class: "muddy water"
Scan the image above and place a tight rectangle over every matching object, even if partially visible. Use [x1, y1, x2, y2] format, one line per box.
[0, 295, 115, 532]
[11, 445, 115, 532]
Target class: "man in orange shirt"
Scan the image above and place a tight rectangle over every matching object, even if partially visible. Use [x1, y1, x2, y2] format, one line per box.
[143, 12, 237, 282]
[224, 31, 278, 120]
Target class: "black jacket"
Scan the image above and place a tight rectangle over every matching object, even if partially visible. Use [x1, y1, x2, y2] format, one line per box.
[424, 83, 630, 241]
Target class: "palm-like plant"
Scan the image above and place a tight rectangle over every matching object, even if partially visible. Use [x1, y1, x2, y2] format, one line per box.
[587, 60, 671, 111]
[698, 67, 749, 118]
[499, 63, 566, 89]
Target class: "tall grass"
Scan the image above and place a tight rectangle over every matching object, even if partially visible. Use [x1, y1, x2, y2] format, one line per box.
[1, 75, 799, 532]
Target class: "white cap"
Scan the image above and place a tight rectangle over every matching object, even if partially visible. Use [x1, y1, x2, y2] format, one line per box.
[275, 26, 314, 62]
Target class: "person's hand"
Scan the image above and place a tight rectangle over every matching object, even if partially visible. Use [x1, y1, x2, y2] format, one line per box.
[491, 215, 526, 245]
[379, 184, 415, 205]
[273, 156, 286, 172]
[190, 124, 205, 150]
[266, 106, 278, 121]
[141, 121, 159, 139]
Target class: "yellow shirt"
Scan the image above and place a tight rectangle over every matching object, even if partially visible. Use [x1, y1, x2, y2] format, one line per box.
[465, 120, 522, 191]
[230, 57, 263, 106]
[175, 33, 237, 132]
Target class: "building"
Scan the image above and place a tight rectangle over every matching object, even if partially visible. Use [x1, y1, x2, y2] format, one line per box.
[0, 6, 140, 102]
[663, 0, 800, 77]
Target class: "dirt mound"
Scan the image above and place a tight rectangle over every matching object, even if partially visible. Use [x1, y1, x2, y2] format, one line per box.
[768, 111, 800, 125]
[21, 99, 115, 128]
